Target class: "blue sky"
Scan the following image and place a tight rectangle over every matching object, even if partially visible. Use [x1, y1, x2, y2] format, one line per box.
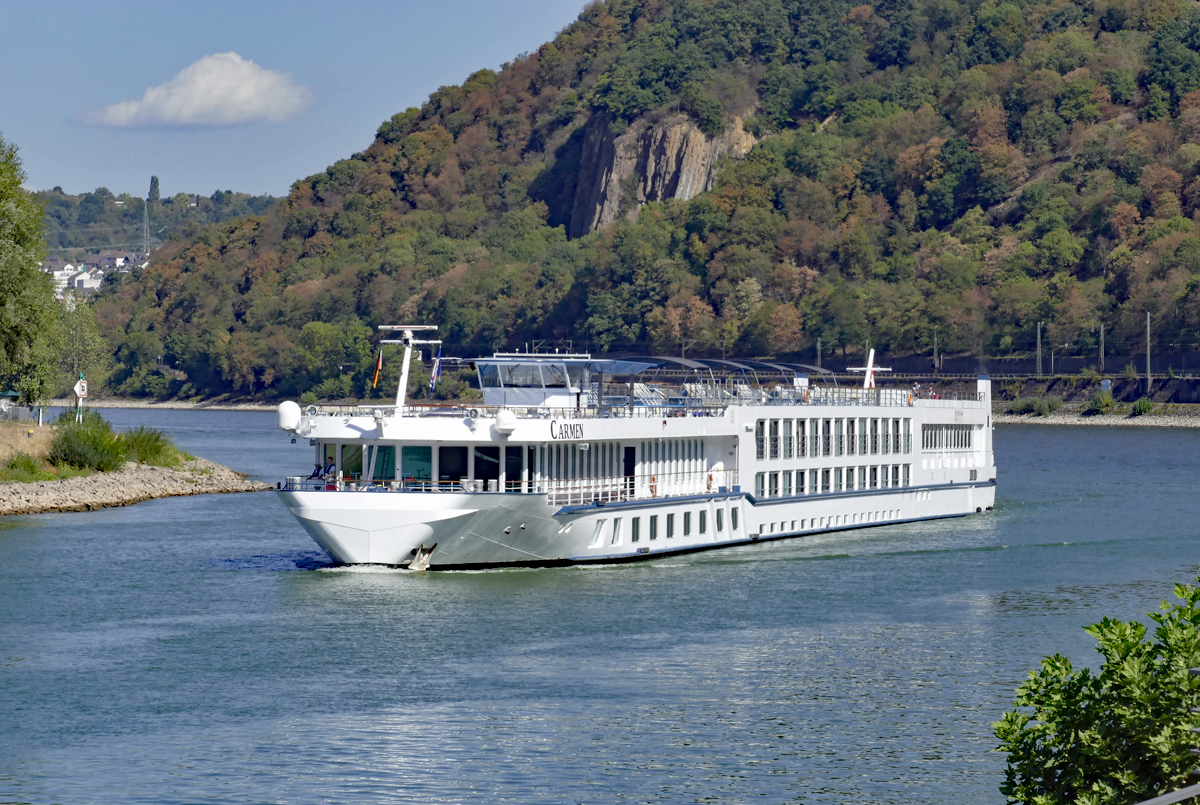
[3, 0, 587, 198]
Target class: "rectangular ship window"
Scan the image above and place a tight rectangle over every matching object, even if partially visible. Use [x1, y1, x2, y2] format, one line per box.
[755, 473, 765, 497]
[650, 515, 658, 540]
[782, 470, 792, 496]
[769, 472, 779, 497]
[666, 513, 675, 538]
[631, 518, 640, 542]
[858, 466, 867, 489]
[795, 470, 804, 494]
[797, 420, 807, 458]
[834, 468, 843, 492]
[716, 509, 724, 532]
[845, 467, 855, 491]
[892, 465, 900, 486]
[810, 471, 819, 494]
[821, 469, 830, 493]
[755, 420, 766, 459]
[847, 419, 856, 455]
[612, 518, 622, 545]
[783, 420, 793, 459]
[769, 420, 780, 459]
[731, 507, 739, 530]
[870, 466, 878, 489]
[904, 465, 911, 486]
[835, 419, 844, 456]
[699, 510, 707, 534]
[893, 420, 902, 454]
[683, 511, 691, 536]
[401, 445, 432, 484]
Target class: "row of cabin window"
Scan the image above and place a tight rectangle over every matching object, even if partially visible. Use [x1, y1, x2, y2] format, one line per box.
[754, 464, 911, 497]
[534, 439, 705, 483]
[619, 506, 740, 544]
[920, 424, 975, 451]
[759, 510, 901, 536]
[321, 440, 707, 486]
[755, 418, 911, 460]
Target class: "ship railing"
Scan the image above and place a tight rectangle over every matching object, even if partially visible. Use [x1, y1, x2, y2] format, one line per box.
[281, 468, 738, 500]
[540, 469, 736, 507]
[294, 388, 983, 422]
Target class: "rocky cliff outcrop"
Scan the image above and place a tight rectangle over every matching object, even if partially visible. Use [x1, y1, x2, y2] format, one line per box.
[567, 113, 757, 237]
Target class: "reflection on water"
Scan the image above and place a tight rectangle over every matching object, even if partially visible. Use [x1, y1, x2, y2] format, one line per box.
[1, 417, 1199, 803]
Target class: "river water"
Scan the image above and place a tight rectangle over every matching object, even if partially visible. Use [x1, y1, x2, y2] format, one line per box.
[0, 412, 1195, 804]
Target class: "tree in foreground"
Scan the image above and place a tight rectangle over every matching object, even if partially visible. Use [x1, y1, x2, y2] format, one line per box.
[995, 582, 1200, 805]
[0, 133, 58, 403]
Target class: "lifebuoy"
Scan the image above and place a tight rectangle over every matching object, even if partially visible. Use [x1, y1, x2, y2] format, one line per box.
[706, 473, 713, 492]
[908, 393, 914, 405]
[802, 389, 811, 404]
[649, 476, 658, 498]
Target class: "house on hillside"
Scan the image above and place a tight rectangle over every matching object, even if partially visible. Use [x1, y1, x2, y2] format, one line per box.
[41, 256, 81, 297]
[67, 267, 105, 294]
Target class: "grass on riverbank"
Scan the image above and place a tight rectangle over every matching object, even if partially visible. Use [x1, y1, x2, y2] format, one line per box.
[0, 412, 193, 483]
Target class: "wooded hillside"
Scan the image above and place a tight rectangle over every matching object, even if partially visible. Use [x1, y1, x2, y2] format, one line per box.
[90, 0, 1200, 399]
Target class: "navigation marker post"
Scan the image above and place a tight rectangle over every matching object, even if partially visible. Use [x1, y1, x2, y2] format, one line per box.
[72, 373, 87, 423]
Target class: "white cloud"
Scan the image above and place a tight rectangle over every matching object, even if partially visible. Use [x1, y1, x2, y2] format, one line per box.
[87, 52, 312, 127]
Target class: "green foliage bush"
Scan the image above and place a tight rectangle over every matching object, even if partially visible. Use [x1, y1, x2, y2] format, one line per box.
[1085, 389, 1115, 414]
[1124, 363, 1140, 381]
[1010, 396, 1064, 416]
[995, 581, 1200, 805]
[1132, 397, 1155, 415]
[48, 410, 125, 471]
[119, 424, 178, 466]
[0, 452, 54, 483]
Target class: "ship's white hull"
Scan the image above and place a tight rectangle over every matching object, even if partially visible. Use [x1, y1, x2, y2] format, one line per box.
[278, 479, 996, 569]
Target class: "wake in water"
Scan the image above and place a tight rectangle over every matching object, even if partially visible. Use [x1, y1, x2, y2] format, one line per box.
[211, 551, 336, 572]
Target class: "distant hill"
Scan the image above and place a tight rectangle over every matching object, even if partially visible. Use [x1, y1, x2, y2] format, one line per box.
[39, 186, 278, 257]
[89, 0, 1200, 399]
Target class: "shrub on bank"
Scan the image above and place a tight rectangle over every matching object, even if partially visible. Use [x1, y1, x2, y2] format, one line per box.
[120, 424, 179, 466]
[1132, 397, 1155, 416]
[1010, 396, 1064, 416]
[49, 410, 125, 471]
[1085, 390, 1115, 415]
[0, 452, 54, 483]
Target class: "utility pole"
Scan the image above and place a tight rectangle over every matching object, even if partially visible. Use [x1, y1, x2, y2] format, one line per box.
[1099, 323, 1105, 372]
[817, 337, 822, 369]
[141, 201, 151, 255]
[1036, 322, 1043, 378]
[1146, 311, 1152, 395]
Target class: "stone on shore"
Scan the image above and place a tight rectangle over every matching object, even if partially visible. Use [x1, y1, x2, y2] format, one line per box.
[0, 457, 272, 516]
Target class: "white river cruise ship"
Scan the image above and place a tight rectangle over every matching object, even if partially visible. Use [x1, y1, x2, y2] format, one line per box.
[274, 326, 996, 569]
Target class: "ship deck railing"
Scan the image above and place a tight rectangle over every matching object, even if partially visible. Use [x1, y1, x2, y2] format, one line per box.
[305, 389, 984, 420]
[280, 469, 736, 503]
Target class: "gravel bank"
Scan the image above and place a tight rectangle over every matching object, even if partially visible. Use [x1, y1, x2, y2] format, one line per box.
[994, 405, 1200, 428]
[0, 457, 272, 516]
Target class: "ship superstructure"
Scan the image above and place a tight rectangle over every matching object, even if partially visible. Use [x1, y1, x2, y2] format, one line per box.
[274, 327, 996, 569]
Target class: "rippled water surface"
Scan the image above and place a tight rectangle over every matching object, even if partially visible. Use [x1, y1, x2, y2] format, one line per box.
[1, 412, 1197, 803]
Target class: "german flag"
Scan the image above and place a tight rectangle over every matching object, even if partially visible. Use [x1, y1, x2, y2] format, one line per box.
[371, 349, 383, 389]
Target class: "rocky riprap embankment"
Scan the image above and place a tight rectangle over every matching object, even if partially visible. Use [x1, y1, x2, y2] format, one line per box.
[0, 457, 272, 516]
[993, 402, 1200, 427]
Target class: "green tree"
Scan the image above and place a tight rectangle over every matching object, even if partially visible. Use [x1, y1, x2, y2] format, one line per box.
[148, 175, 160, 205]
[57, 293, 110, 393]
[0, 134, 58, 403]
[994, 580, 1200, 805]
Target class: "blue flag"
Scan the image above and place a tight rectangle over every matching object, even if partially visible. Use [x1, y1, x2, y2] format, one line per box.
[429, 346, 442, 393]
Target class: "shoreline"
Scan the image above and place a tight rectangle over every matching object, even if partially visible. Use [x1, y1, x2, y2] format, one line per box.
[0, 457, 273, 516]
[993, 410, 1200, 427]
[43, 397, 277, 412]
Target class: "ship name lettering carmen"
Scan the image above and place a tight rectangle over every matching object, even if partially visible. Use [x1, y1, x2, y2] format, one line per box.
[272, 326, 997, 570]
[550, 420, 584, 440]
